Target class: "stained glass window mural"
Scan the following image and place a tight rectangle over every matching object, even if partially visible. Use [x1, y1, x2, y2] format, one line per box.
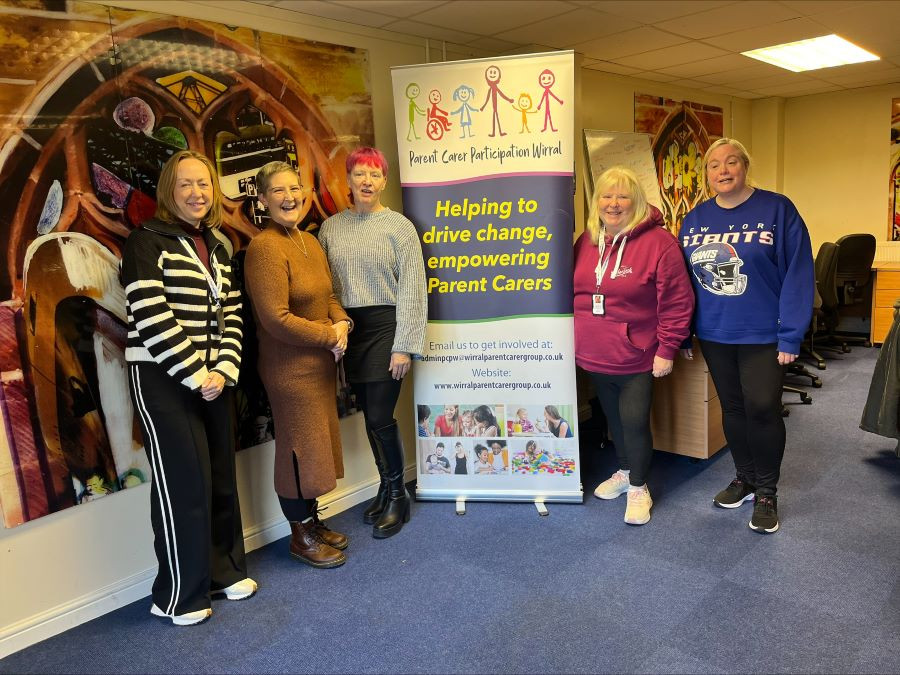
[891, 98, 899, 241]
[634, 93, 723, 235]
[0, 1, 373, 527]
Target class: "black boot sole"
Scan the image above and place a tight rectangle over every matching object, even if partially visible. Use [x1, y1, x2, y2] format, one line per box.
[290, 551, 347, 568]
[363, 511, 383, 525]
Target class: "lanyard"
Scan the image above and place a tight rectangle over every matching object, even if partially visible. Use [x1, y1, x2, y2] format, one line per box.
[179, 238, 225, 331]
[593, 231, 623, 291]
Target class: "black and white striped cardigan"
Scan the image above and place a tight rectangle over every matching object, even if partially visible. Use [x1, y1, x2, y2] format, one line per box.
[120, 218, 242, 390]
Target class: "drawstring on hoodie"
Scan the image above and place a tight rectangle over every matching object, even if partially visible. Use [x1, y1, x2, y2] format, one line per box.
[595, 229, 628, 288]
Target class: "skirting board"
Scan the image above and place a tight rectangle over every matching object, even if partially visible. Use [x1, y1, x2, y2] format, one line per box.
[0, 465, 416, 659]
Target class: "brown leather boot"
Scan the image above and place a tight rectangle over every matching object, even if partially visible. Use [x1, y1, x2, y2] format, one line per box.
[289, 520, 346, 568]
[310, 500, 349, 551]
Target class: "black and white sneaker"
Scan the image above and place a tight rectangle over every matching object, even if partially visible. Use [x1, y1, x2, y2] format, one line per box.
[713, 478, 755, 508]
[749, 495, 779, 533]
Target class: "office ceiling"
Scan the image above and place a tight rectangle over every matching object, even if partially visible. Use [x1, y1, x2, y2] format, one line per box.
[248, 0, 900, 99]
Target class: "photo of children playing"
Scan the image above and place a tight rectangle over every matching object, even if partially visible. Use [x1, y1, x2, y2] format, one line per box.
[416, 403, 505, 438]
[510, 439, 576, 476]
[505, 404, 575, 438]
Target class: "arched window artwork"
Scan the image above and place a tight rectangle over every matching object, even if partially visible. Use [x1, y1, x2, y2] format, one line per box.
[0, 5, 373, 527]
[891, 98, 900, 241]
[634, 94, 724, 235]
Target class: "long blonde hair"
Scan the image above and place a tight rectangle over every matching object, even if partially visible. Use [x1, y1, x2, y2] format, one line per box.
[586, 167, 649, 244]
[701, 137, 755, 200]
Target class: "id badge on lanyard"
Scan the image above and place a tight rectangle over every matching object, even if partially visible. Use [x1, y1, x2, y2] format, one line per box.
[592, 293, 605, 316]
[180, 239, 224, 333]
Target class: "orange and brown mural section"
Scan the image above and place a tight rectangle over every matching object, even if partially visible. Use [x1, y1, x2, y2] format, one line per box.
[634, 93, 723, 235]
[0, 1, 373, 527]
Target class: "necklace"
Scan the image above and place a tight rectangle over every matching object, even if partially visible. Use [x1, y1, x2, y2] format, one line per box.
[282, 225, 308, 258]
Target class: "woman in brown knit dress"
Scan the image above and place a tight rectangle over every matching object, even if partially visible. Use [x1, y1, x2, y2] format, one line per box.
[244, 161, 350, 568]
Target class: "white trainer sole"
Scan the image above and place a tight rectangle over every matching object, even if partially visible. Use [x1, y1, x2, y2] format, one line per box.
[150, 603, 211, 626]
[714, 492, 755, 509]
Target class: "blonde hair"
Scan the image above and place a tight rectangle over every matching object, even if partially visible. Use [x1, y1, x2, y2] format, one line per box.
[255, 161, 298, 195]
[701, 137, 754, 200]
[586, 167, 649, 244]
[155, 150, 223, 229]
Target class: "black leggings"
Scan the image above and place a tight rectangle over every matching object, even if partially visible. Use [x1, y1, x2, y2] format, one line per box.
[589, 371, 654, 486]
[353, 379, 403, 431]
[699, 340, 785, 495]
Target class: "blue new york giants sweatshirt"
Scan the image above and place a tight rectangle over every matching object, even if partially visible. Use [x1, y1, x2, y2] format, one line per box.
[679, 188, 814, 354]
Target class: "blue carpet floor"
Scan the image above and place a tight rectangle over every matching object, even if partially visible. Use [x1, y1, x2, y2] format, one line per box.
[3, 347, 898, 674]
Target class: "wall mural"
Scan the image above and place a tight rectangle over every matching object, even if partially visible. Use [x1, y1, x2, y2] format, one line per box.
[634, 93, 723, 234]
[0, 1, 373, 527]
[891, 98, 900, 241]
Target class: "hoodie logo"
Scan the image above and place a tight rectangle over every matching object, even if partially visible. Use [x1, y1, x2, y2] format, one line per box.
[614, 265, 632, 278]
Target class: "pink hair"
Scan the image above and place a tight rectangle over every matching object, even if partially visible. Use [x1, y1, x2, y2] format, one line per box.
[346, 147, 388, 176]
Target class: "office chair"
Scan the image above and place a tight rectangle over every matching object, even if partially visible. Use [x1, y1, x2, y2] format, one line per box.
[832, 233, 876, 347]
[813, 241, 850, 355]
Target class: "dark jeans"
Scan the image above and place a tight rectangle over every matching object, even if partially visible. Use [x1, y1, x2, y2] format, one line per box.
[699, 340, 785, 495]
[589, 371, 654, 486]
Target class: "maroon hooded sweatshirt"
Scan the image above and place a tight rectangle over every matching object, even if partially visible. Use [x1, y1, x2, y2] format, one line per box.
[573, 206, 694, 375]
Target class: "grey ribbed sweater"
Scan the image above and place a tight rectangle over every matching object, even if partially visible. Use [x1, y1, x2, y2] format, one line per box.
[319, 208, 427, 355]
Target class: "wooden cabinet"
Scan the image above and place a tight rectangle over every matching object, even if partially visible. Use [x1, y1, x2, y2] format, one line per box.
[650, 339, 726, 460]
[871, 265, 900, 345]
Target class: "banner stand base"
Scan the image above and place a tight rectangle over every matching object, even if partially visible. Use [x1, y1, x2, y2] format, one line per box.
[535, 500, 549, 516]
[415, 487, 583, 504]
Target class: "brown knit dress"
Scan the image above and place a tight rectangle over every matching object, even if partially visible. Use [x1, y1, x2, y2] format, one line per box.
[243, 226, 349, 500]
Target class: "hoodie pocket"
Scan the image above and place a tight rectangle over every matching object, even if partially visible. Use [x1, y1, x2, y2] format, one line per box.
[615, 322, 647, 357]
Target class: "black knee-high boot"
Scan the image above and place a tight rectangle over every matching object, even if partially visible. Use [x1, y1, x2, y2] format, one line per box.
[371, 422, 410, 538]
[363, 424, 390, 525]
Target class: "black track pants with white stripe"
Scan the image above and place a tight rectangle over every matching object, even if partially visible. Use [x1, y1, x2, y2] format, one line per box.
[129, 362, 248, 615]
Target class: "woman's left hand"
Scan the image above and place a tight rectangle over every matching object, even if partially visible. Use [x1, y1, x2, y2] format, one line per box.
[777, 351, 797, 365]
[201, 371, 226, 401]
[389, 352, 412, 380]
[652, 356, 674, 378]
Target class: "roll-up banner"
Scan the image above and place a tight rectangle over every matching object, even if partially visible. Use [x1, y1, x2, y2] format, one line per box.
[391, 51, 581, 503]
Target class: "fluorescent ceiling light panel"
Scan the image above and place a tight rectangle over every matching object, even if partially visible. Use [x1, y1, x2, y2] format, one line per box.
[741, 34, 879, 72]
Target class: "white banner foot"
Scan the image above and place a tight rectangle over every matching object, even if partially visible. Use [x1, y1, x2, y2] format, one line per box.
[535, 500, 548, 517]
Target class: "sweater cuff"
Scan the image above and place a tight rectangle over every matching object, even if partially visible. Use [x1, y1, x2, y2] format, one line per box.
[777, 339, 801, 355]
[656, 343, 678, 360]
[212, 362, 239, 386]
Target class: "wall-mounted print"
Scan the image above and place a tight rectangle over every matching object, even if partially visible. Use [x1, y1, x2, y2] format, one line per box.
[634, 93, 723, 235]
[891, 98, 900, 241]
[0, 1, 373, 527]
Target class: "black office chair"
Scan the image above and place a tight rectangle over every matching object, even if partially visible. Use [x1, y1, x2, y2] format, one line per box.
[832, 233, 876, 347]
[813, 241, 850, 355]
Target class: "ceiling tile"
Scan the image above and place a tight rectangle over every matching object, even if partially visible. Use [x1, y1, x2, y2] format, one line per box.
[654, 1, 802, 39]
[615, 42, 729, 70]
[587, 0, 735, 24]
[703, 17, 831, 52]
[736, 72, 815, 89]
[815, 66, 900, 87]
[633, 71, 680, 83]
[576, 26, 688, 60]
[496, 8, 640, 47]
[808, 1, 900, 56]
[693, 62, 786, 84]
[329, 0, 446, 18]
[777, 1, 861, 14]
[656, 53, 755, 78]
[270, 0, 396, 26]
[583, 60, 643, 75]
[750, 79, 842, 96]
[408, 1, 570, 36]
[380, 18, 482, 43]
[669, 77, 717, 89]
[465, 35, 523, 53]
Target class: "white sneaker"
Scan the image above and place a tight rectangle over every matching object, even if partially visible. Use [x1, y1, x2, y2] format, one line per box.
[624, 485, 652, 525]
[150, 603, 211, 626]
[593, 470, 630, 500]
[218, 577, 258, 601]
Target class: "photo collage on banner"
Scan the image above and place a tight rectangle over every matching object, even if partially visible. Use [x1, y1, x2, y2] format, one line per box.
[392, 52, 581, 503]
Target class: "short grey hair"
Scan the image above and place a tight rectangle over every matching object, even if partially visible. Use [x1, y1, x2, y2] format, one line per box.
[255, 161, 297, 195]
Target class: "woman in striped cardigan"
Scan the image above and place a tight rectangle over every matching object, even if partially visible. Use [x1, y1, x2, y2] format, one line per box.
[121, 150, 256, 626]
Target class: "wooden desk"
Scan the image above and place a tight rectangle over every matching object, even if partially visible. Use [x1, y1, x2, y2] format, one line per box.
[871, 262, 900, 345]
[650, 338, 726, 460]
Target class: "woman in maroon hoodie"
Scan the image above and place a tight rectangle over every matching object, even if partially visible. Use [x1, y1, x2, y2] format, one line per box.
[574, 167, 694, 525]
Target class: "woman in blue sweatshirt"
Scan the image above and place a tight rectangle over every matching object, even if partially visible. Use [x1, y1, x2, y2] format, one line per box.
[680, 138, 813, 534]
